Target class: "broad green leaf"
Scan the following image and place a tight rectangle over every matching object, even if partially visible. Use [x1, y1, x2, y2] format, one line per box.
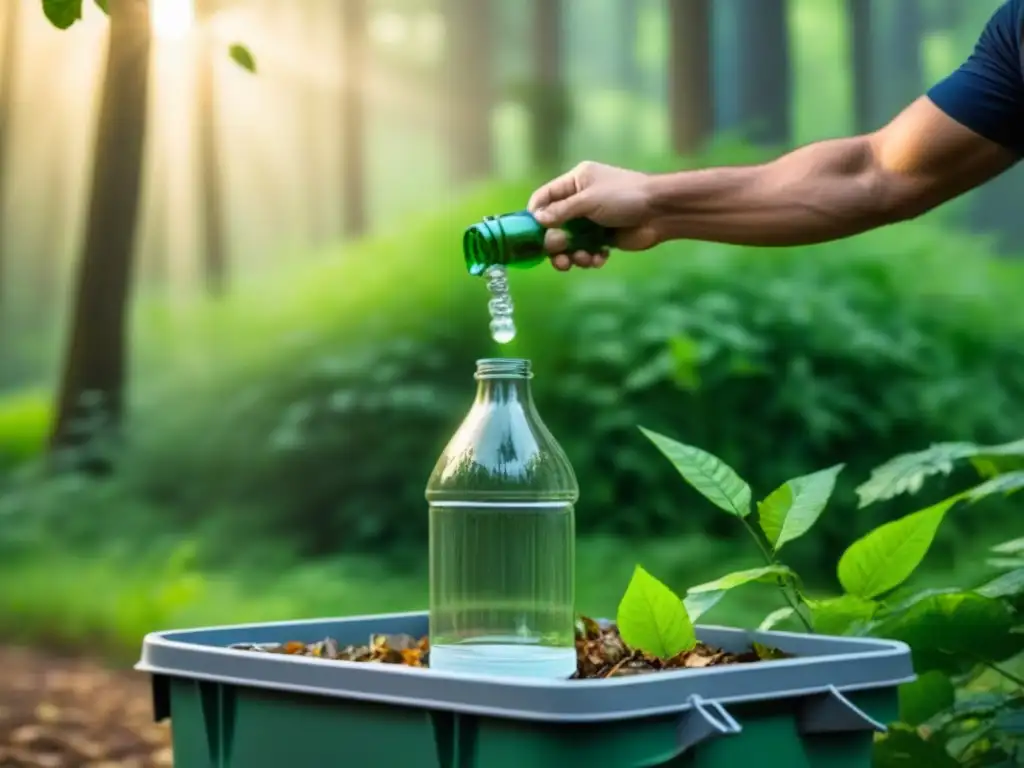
[757, 464, 843, 551]
[683, 591, 724, 622]
[638, 427, 751, 517]
[838, 497, 957, 599]
[229, 44, 257, 73]
[94, 0, 107, 12]
[873, 592, 1023, 674]
[806, 594, 878, 635]
[873, 725, 959, 768]
[617, 565, 696, 658]
[42, 0, 83, 29]
[899, 671, 955, 726]
[758, 606, 795, 631]
[976, 568, 1024, 600]
[687, 565, 794, 594]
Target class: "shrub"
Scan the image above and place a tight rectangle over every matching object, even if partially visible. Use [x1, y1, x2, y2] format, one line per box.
[622, 428, 1024, 766]
[5, 157, 1024, 574]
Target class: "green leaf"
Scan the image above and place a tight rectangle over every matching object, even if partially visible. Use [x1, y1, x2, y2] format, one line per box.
[229, 44, 257, 73]
[873, 725, 959, 768]
[856, 438, 1024, 508]
[992, 537, 1024, 556]
[42, 0, 83, 29]
[899, 671, 955, 726]
[638, 427, 751, 517]
[617, 565, 696, 659]
[872, 592, 1023, 674]
[688, 565, 794, 594]
[837, 497, 957, 599]
[806, 594, 878, 635]
[94, 0, 107, 12]
[757, 464, 843, 551]
[964, 471, 1024, 502]
[976, 568, 1024, 600]
[682, 591, 724, 622]
[758, 606, 795, 631]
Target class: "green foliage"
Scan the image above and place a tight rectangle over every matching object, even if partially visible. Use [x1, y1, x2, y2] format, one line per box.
[837, 497, 957, 599]
[683, 565, 793, 621]
[7, 168, 1024, 566]
[757, 464, 843, 552]
[41, 0, 90, 28]
[898, 671, 956, 727]
[805, 594, 877, 635]
[229, 44, 256, 74]
[641, 432, 1024, 766]
[872, 591, 1022, 675]
[638, 427, 751, 518]
[616, 565, 696, 658]
[0, 391, 51, 472]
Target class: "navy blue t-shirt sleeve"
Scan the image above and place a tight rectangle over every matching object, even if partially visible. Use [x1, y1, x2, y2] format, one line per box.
[927, 0, 1024, 155]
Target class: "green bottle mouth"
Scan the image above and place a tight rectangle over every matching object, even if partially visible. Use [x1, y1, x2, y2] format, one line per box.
[463, 216, 507, 277]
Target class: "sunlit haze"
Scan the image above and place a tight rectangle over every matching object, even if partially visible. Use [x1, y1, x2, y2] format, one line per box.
[151, 0, 195, 41]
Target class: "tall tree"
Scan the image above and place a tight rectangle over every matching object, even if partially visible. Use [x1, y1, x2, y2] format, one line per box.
[875, 0, 923, 124]
[444, 0, 494, 182]
[0, 0, 21, 322]
[616, 0, 641, 93]
[667, 0, 713, 154]
[50, 0, 151, 454]
[531, 0, 567, 169]
[733, 0, 792, 146]
[196, 0, 227, 296]
[341, 0, 367, 236]
[846, 0, 874, 133]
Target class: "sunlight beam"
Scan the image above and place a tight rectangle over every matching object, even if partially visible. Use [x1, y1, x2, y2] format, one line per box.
[151, 0, 195, 42]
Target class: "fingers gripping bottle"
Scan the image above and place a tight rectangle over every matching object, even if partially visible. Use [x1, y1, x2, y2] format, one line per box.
[463, 212, 615, 345]
[427, 358, 579, 679]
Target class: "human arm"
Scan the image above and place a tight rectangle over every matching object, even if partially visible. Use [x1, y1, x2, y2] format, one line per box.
[531, 0, 1024, 268]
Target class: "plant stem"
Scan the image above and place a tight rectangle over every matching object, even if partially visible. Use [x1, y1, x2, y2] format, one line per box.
[741, 519, 814, 634]
[981, 659, 1024, 688]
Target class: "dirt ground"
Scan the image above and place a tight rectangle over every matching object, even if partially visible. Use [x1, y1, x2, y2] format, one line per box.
[0, 647, 171, 768]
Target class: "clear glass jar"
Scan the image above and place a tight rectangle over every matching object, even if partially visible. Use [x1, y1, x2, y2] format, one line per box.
[426, 358, 578, 679]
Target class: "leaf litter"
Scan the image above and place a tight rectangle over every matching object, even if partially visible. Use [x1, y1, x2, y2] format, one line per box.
[232, 616, 790, 679]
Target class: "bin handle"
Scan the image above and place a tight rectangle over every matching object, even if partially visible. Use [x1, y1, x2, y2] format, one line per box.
[797, 686, 888, 735]
[676, 694, 743, 755]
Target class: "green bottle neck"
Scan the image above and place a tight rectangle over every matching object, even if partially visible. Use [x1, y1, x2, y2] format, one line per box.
[463, 211, 614, 276]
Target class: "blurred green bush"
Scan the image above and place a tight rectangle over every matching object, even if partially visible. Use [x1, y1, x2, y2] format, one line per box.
[0, 390, 51, 472]
[3, 155, 1024, 582]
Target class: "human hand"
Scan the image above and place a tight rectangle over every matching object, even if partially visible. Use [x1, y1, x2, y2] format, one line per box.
[527, 161, 660, 271]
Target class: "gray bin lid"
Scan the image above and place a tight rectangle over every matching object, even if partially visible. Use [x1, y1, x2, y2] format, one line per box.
[137, 610, 914, 724]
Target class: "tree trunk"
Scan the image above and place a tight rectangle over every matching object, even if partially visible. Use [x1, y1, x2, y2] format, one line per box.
[531, 0, 567, 169]
[196, 0, 227, 296]
[0, 0, 21, 324]
[50, 0, 151, 456]
[617, 0, 640, 93]
[667, 0, 713, 155]
[341, 0, 367, 236]
[846, 0, 873, 133]
[734, 0, 792, 146]
[875, 0, 922, 124]
[445, 0, 494, 182]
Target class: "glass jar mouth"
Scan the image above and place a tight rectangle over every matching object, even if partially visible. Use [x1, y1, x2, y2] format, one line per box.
[475, 358, 532, 379]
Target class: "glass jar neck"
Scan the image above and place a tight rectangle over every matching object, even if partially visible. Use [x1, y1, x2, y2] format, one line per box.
[474, 358, 534, 405]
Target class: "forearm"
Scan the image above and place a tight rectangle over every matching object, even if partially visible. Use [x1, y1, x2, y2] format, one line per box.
[644, 137, 914, 247]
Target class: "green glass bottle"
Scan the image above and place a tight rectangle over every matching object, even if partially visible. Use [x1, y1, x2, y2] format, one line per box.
[463, 211, 615, 276]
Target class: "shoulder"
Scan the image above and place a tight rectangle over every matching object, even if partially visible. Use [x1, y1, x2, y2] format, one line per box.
[926, 1, 1024, 156]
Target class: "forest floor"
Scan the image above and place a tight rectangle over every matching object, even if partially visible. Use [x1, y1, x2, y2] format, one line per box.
[0, 646, 170, 767]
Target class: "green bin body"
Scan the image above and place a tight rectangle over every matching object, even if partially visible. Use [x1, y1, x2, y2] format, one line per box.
[138, 611, 912, 768]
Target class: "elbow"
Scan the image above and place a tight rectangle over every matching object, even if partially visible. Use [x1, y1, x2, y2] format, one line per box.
[856, 164, 938, 228]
